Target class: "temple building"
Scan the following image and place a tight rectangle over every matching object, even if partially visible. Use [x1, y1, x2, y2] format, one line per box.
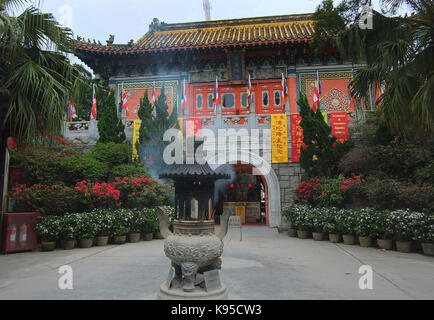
[72, 13, 375, 228]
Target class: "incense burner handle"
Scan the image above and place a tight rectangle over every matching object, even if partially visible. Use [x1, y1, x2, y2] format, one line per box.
[156, 206, 173, 239]
[217, 209, 231, 240]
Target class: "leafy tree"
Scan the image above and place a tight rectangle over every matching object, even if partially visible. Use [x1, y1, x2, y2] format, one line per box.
[138, 85, 178, 176]
[311, 0, 434, 140]
[0, 0, 85, 144]
[298, 93, 353, 177]
[137, 89, 156, 144]
[97, 89, 125, 144]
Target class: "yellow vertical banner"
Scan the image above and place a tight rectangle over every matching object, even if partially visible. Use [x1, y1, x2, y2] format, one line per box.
[236, 206, 246, 224]
[132, 120, 142, 162]
[322, 112, 328, 124]
[271, 114, 289, 163]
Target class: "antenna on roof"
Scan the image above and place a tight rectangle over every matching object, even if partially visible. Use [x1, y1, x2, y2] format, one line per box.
[203, 0, 211, 21]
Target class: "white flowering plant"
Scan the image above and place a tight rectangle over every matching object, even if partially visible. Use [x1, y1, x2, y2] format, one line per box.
[36, 216, 61, 242]
[354, 208, 377, 237]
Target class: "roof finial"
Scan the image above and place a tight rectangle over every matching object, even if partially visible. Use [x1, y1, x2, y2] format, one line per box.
[106, 34, 115, 45]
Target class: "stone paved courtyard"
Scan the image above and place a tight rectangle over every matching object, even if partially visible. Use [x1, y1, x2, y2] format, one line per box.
[0, 226, 433, 300]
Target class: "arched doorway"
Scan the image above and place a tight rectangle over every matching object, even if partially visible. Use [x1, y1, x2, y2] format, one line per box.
[208, 153, 281, 228]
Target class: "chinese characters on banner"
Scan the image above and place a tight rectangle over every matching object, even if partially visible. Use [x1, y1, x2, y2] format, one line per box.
[132, 120, 142, 162]
[290, 114, 304, 163]
[330, 113, 349, 142]
[271, 114, 289, 163]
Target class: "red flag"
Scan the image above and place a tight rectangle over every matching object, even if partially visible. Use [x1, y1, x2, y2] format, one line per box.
[90, 84, 97, 120]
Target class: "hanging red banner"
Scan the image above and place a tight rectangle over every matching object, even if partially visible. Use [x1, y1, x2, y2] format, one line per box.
[290, 114, 304, 163]
[330, 113, 349, 142]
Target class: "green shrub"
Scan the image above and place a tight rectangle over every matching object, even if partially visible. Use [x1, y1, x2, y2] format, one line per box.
[36, 216, 61, 241]
[9, 147, 76, 186]
[285, 204, 433, 243]
[75, 214, 98, 239]
[338, 146, 377, 176]
[373, 139, 432, 179]
[110, 163, 150, 180]
[414, 161, 434, 184]
[88, 142, 131, 168]
[11, 184, 89, 216]
[58, 153, 109, 185]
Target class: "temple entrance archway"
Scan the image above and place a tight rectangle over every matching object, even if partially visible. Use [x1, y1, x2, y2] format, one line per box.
[208, 153, 281, 228]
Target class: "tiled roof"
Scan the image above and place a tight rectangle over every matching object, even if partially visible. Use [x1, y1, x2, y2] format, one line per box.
[74, 13, 313, 55]
[160, 164, 230, 180]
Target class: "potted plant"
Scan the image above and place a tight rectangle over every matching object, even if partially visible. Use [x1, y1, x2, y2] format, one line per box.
[374, 210, 394, 250]
[36, 216, 60, 251]
[282, 206, 297, 237]
[354, 208, 376, 248]
[127, 210, 142, 243]
[59, 214, 77, 250]
[112, 209, 129, 244]
[76, 214, 97, 248]
[391, 209, 417, 253]
[311, 207, 326, 241]
[341, 209, 357, 245]
[140, 208, 159, 241]
[294, 205, 312, 239]
[94, 210, 112, 246]
[414, 212, 434, 256]
[323, 208, 343, 243]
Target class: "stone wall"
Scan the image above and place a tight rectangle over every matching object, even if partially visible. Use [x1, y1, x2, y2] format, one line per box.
[271, 162, 304, 229]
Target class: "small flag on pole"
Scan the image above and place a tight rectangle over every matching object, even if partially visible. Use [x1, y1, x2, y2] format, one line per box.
[281, 73, 288, 103]
[181, 79, 187, 115]
[212, 76, 219, 111]
[119, 82, 128, 113]
[152, 81, 156, 104]
[151, 81, 157, 119]
[90, 84, 97, 120]
[67, 101, 76, 122]
[313, 71, 321, 112]
[247, 74, 252, 109]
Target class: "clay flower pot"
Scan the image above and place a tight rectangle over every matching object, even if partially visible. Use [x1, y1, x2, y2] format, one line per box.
[61, 239, 75, 250]
[329, 234, 340, 243]
[128, 233, 141, 243]
[96, 235, 109, 246]
[288, 228, 298, 238]
[41, 241, 56, 252]
[358, 236, 373, 248]
[312, 232, 325, 241]
[377, 239, 393, 250]
[114, 235, 126, 244]
[421, 243, 434, 256]
[143, 233, 153, 241]
[342, 234, 356, 245]
[396, 240, 412, 253]
[79, 238, 94, 248]
[297, 230, 311, 239]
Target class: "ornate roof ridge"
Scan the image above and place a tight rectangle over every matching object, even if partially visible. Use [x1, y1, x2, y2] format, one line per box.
[150, 13, 313, 32]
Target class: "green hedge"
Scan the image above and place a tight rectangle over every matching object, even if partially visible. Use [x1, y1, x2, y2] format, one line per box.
[36, 207, 172, 241]
[281, 204, 433, 242]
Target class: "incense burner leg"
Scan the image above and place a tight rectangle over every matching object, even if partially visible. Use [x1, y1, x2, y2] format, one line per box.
[181, 262, 199, 292]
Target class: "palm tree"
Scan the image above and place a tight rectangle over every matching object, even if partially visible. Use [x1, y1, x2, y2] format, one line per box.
[313, 0, 433, 140]
[0, 0, 84, 144]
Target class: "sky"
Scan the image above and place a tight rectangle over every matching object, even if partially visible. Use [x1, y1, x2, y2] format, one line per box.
[30, 0, 409, 70]
[36, 0, 410, 45]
